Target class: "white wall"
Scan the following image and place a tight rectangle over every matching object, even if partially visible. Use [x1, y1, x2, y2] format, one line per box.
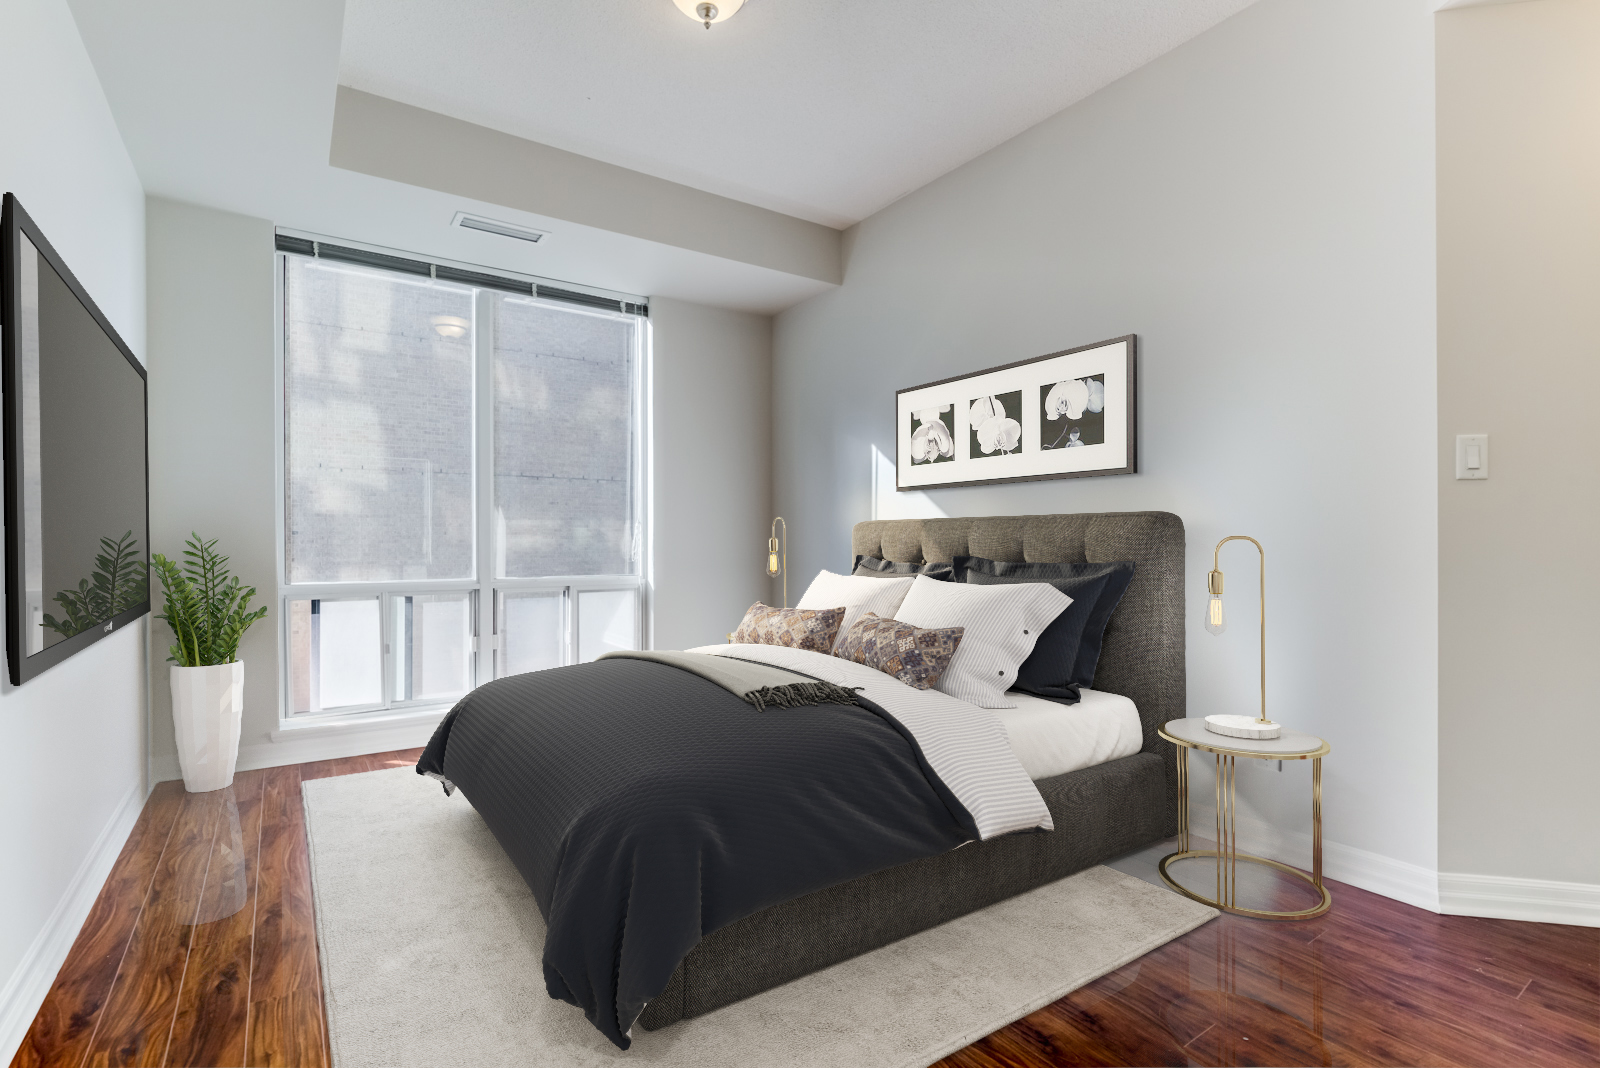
[145, 197, 279, 781]
[649, 298, 774, 649]
[774, 0, 1440, 903]
[1437, 0, 1600, 903]
[0, 0, 148, 1055]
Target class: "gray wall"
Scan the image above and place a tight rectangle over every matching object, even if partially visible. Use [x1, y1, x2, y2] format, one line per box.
[145, 198, 280, 776]
[142, 204, 774, 776]
[0, 0, 148, 1053]
[647, 298, 774, 649]
[1437, 0, 1600, 888]
[773, 0, 1441, 892]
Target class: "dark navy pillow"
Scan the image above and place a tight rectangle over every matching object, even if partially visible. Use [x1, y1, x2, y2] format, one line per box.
[953, 557, 1136, 701]
[851, 556, 955, 581]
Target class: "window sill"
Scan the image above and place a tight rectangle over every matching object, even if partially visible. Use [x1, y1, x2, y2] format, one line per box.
[270, 705, 450, 743]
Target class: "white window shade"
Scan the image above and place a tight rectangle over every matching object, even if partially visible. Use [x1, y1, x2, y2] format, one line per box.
[493, 295, 639, 579]
[284, 257, 476, 583]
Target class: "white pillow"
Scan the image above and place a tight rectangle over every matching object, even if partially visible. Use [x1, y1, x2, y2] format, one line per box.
[795, 570, 917, 652]
[893, 574, 1071, 708]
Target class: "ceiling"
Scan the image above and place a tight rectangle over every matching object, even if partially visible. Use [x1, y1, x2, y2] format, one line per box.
[66, 0, 1259, 312]
[340, 0, 1260, 229]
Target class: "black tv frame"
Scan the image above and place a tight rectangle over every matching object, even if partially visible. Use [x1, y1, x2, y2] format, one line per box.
[1, 193, 150, 685]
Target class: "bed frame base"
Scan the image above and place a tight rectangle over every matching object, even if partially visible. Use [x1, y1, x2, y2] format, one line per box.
[639, 751, 1167, 1030]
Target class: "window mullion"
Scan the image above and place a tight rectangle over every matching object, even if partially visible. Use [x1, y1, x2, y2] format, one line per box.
[380, 592, 394, 711]
[475, 288, 495, 685]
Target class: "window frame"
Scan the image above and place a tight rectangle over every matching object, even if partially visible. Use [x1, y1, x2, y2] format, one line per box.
[273, 245, 651, 726]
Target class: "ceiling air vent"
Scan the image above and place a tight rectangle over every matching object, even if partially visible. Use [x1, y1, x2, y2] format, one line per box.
[452, 211, 549, 244]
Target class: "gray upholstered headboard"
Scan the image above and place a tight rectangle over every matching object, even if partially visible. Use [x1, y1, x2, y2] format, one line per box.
[851, 512, 1186, 831]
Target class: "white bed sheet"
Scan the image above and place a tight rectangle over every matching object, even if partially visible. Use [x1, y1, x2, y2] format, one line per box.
[993, 689, 1143, 781]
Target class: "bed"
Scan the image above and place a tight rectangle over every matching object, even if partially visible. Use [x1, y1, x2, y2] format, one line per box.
[417, 511, 1184, 1047]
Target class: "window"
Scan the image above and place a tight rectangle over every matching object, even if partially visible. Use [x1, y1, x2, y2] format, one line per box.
[278, 246, 647, 718]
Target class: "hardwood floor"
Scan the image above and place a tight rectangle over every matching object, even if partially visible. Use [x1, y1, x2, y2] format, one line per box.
[13, 750, 1598, 1067]
[934, 866, 1599, 1068]
[9, 751, 420, 1068]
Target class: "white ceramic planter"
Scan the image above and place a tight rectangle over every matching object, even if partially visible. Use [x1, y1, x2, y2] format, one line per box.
[171, 661, 244, 793]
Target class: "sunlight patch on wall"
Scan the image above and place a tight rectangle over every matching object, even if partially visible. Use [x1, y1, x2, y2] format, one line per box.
[871, 444, 947, 522]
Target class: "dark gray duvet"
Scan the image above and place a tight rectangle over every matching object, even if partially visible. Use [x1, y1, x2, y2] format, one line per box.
[414, 657, 980, 1049]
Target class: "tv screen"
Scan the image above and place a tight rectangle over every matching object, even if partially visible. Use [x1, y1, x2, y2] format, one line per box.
[2, 193, 149, 685]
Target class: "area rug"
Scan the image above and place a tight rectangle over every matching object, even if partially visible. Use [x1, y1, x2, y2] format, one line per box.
[305, 767, 1215, 1068]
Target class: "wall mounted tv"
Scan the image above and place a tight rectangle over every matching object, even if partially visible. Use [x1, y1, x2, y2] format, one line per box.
[1, 193, 149, 685]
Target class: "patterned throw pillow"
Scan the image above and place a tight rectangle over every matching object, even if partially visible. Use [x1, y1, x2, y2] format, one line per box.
[834, 612, 964, 690]
[730, 602, 846, 653]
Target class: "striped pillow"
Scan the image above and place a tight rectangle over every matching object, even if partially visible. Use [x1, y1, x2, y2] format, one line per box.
[892, 574, 1071, 708]
[833, 612, 964, 690]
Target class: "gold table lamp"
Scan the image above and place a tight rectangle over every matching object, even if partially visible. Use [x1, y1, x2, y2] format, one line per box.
[1203, 535, 1281, 740]
[766, 517, 787, 608]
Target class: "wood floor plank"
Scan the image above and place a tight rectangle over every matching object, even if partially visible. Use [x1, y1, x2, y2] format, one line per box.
[78, 790, 224, 1068]
[296, 754, 378, 781]
[1007, 989, 1193, 1066]
[247, 766, 327, 1068]
[8, 782, 186, 1068]
[245, 993, 326, 1068]
[163, 772, 268, 1068]
[1282, 911, 1598, 1066]
[367, 748, 423, 772]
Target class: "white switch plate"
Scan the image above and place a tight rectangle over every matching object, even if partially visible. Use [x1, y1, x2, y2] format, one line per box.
[1455, 434, 1489, 480]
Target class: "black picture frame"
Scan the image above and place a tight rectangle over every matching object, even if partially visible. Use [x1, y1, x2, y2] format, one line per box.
[2, 193, 151, 685]
[895, 334, 1137, 491]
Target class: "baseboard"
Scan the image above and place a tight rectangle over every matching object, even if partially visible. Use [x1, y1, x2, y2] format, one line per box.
[242, 712, 444, 772]
[1440, 872, 1600, 928]
[1435, 0, 1540, 11]
[152, 709, 447, 782]
[1229, 812, 1442, 913]
[0, 780, 145, 1064]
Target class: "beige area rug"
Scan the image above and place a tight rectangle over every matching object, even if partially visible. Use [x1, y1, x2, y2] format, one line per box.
[305, 767, 1215, 1068]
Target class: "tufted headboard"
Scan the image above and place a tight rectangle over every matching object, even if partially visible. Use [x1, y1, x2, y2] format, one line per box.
[852, 512, 1185, 832]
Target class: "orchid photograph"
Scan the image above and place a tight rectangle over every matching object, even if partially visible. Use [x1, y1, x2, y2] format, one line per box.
[969, 391, 1022, 458]
[1041, 374, 1106, 450]
[896, 335, 1134, 489]
[909, 405, 955, 464]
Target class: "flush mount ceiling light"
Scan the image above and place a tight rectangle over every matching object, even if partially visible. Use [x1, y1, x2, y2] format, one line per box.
[672, 0, 746, 28]
[430, 315, 469, 339]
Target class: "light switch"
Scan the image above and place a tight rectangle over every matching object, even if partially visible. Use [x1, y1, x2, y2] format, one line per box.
[1455, 434, 1489, 480]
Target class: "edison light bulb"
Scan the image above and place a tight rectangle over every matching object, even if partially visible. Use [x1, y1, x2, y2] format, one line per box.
[1205, 594, 1226, 635]
[767, 538, 781, 577]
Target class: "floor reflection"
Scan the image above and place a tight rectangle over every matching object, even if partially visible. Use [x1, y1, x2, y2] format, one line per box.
[187, 784, 249, 925]
[1107, 836, 1331, 1067]
[1162, 852, 1329, 916]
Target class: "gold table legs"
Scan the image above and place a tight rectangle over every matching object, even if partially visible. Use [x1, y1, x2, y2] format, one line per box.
[1159, 747, 1333, 920]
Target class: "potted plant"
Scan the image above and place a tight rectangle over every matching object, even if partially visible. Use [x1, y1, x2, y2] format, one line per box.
[153, 534, 268, 793]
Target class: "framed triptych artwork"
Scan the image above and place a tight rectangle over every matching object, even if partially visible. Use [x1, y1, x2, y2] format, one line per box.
[896, 335, 1136, 490]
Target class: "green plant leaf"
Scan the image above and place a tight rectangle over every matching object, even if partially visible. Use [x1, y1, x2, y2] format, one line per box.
[152, 536, 265, 666]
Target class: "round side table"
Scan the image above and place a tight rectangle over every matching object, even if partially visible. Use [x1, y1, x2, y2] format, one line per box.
[1158, 718, 1332, 921]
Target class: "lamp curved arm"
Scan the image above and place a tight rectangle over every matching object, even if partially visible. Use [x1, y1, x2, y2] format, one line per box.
[1209, 535, 1267, 724]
